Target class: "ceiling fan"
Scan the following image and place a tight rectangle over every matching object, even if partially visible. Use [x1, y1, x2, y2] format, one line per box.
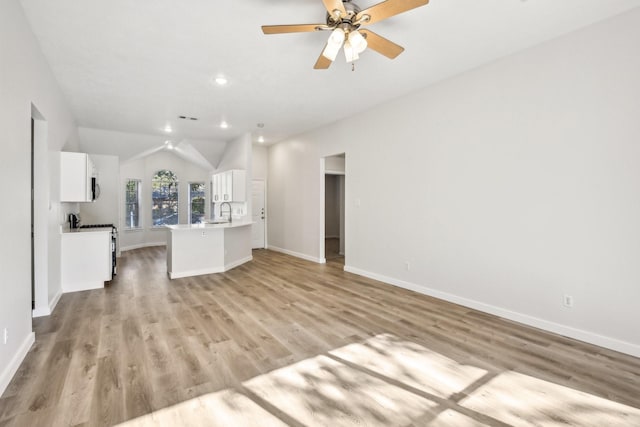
[262, 0, 429, 69]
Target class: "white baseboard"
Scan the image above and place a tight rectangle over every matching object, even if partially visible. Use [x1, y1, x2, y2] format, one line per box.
[344, 265, 640, 358]
[62, 281, 104, 293]
[169, 256, 253, 279]
[170, 267, 223, 279]
[0, 332, 35, 396]
[267, 245, 324, 264]
[120, 243, 166, 252]
[225, 256, 253, 271]
[32, 288, 62, 318]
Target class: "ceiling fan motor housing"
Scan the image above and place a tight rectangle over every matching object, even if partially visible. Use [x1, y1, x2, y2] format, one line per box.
[326, 1, 362, 28]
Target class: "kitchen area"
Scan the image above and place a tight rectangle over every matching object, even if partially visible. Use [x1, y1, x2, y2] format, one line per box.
[59, 139, 253, 293]
[60, 152, 119, 293]
[166, 169, 253, 279]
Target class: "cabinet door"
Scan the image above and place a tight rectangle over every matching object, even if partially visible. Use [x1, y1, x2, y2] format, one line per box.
[211, 174, 220, 202]
[230, 170, 246, 202]
[61, 152, 91, 202]
[222, 171, 231, 201]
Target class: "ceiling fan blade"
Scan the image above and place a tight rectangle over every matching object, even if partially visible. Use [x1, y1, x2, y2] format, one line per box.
[322, 0, 347, 19]
[357, 0, 429, 26]
[360, 29, 404, 59]
[314, 45, 333, 69]
[262, 24, 324, 34]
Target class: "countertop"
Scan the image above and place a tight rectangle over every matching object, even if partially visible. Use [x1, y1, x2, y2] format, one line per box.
[165, 220, 254, 231]
[61, 226, 113, 234]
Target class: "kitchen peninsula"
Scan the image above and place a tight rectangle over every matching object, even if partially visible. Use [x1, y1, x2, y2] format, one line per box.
[165, 221, 253, 279]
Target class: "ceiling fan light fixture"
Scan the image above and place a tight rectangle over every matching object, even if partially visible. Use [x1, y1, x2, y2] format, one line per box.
[348, 29, 368, 54]
[344, 39, 359, 63]
[328, 27, 346, 46]
[322, 42, 341, 61]
[322, 28, 345, 60]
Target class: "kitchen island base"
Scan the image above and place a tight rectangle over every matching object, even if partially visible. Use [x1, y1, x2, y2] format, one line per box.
[166, 222, 252, 279]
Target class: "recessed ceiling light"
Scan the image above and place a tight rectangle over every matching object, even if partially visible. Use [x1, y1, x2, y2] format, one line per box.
[220, 121, 229, 129]
[166, 142, 174, 150]
[258, 136, 265, 143]
[164, 124, 172, 133]
[214, 76, 228, 86]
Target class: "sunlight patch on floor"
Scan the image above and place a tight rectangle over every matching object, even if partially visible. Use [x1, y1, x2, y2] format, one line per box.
[460, 370, 640, 426]
[330, 333, 488, 398]
[244, 354, 441, 426]
[117, 333, 640, 426]
[117, 389, 288, 427]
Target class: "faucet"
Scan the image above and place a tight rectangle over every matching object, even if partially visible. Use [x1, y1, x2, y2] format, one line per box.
[220, 202, 232, 223]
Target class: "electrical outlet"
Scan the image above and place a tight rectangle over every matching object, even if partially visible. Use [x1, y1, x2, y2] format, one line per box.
[563, 295, 574, 308]
[3, 328, 7, 345]
[405, 261, 410, 271]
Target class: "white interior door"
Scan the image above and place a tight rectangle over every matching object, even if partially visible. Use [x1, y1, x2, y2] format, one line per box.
[251, 180, 265, 249]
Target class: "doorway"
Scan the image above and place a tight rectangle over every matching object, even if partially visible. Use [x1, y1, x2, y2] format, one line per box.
[251, 180, 266, 249]
[31, 105, 49, 317]
[31, 118, 35, 309]
[321, 154, 345, 265]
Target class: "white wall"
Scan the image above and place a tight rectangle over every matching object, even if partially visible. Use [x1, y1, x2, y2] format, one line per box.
[119, 151, 210, 250]
[267, 9, 640, 356]
[0, 0, 78, 394]
[252, 144, 268, 181]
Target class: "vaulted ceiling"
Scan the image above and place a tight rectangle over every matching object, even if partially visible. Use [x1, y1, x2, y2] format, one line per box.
[20, 0, 640, 148]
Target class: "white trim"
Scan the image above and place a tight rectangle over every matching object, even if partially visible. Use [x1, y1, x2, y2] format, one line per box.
[169, 256, 253, 279]
[122, 227, 144, 232]
[267, 245, 325, 264]
[120, 242, 166, 252]
[0, 332, 35, 396]
[344, 265, 640, 358]
[225, 255, 253, 271]
[170, 267, 223, 279]
[62, 281, 104, 293]
[319, 157, 326, 262]
[32, 288, 62, 318]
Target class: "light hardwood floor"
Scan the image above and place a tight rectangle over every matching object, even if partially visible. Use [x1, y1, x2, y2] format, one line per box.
[1, 247, 639, 426]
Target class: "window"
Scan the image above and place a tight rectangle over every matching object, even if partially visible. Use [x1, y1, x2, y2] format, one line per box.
[124, 179, 141, 229]
[152, 170, 179, 226]
[189, 182, 206, 224]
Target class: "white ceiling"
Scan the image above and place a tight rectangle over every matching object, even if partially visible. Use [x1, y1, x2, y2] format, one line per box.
[20, 0, 640, 147]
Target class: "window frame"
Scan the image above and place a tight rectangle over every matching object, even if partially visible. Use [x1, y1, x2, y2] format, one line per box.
[151, 170, 179, 227]
[124, 178, 142, 230]
[188, 181, 206, 225]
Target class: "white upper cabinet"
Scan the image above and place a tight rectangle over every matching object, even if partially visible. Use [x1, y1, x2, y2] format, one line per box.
[211, 169, 245, 202]
[60, 152, 96, 202]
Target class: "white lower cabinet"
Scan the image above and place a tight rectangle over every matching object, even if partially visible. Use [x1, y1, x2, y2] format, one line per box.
[61, 230, 111, 292]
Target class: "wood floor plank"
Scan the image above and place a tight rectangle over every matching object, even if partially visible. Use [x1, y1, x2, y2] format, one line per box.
[0, 246, 638, 426]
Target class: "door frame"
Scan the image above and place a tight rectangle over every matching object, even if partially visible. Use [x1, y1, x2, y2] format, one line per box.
[251, 179, 267, 249]
[319, 154, 346, 265]
[31, 105, 49, 317]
